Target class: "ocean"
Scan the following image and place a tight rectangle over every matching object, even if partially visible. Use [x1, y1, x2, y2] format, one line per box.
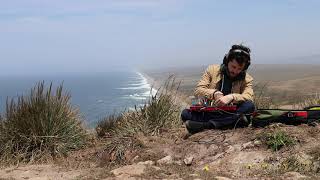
[0, 70, 157, 128]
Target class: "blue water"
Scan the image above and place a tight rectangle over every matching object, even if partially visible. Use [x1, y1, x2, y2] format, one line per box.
[0, 70, 156, 127]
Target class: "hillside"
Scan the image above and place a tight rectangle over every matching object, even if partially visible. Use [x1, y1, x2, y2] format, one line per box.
[1, 124, 320, 179]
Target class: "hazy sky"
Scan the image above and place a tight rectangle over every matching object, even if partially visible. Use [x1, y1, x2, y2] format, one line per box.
[1, 0, 320, 75]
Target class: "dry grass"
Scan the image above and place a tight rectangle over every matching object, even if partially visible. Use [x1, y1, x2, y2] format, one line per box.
[97, 136, 144, 167]
[96, 76, 182, 137]
[0, 81, 88, 165]
[95, 76, 183, 165]
[277, 153, 320, 175]
[253, 82, 273, 109]
[293, 93, 320, 109]
[96, 112, 122, 138]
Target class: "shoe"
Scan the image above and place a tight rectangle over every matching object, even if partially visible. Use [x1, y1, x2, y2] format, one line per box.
[185, 120, 213, 134]
[236, 114, 250, 127]
[185, 120, 204, 134]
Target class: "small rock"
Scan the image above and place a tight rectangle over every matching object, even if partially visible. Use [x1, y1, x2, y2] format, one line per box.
[212, 152, 224, 161]
[137, 160, 155, 166]
[215, 176, 232, 180]
[208, 144, 219, 151]
[132, 155, 140, 162]
[111, 164, 146, 176]
[253, 140, 262, 146]
[183, 156, 194, 165]
[114, 174, 137, 180]
[157, 155, 174, 165]
[175, 160, 183, 166]
[226, 145, 235, 153]
[233, 144, 242, 151]
[189, 173, 199, 177]
[283, 171, 307, 179]
[242, 141, 254, 150]
[312, 161, 320, 172]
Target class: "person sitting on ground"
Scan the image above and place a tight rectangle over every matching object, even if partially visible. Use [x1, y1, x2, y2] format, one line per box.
[181, 44, 255, 134]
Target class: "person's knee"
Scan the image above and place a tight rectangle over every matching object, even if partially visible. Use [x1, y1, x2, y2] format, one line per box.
[237, 101, 255, 114]
[242, 101, 255, 112]
[181, 109, 190, 122]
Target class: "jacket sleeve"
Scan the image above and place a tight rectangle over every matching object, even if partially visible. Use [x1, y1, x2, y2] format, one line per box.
[231, 75, 254, 102]
[194, 65, 218, 99]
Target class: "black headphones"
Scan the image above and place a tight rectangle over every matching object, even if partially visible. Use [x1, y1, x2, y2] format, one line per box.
[223, 45, 251, 70]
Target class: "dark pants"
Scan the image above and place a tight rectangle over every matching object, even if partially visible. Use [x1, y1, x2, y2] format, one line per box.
[181, 101, 255, 129]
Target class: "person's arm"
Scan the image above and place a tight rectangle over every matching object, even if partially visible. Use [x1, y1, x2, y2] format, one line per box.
[231, 75, 254, 102]
[194, 65, 219, 99]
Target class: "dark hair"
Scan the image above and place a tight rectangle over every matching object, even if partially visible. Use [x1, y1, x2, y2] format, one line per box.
[223, 44, 251, 70]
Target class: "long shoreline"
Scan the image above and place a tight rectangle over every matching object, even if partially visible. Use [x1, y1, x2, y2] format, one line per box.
[138, 71, 160, 95]
[139, 70, 190, 109]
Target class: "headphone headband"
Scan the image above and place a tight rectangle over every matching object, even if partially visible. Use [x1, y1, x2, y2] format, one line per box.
[230, 49, 250, 57]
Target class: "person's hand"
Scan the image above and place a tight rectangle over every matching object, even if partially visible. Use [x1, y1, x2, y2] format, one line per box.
[214, 91, 224, 101]
[215, 94, 234, 106]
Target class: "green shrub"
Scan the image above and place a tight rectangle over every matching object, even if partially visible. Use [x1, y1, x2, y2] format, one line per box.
[266, 130, 295, 151]
[0, 81, 88, 164]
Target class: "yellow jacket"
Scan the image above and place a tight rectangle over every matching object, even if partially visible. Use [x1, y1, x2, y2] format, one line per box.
[194, 64, 254, 102]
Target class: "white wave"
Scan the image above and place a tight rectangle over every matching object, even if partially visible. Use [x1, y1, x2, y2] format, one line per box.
[118, 71, 158, 101]
[117, 72, 157, 95]
[128, 96, 147, 100]
[128, 107, 136, 111]
[136, 72, 158, 96]
[127, 82, 146, 86]
[122, 94, 147, 100]
[141, 88, 157, 97]
[117, 83, 150, 90]
[128, 104, 146, 111]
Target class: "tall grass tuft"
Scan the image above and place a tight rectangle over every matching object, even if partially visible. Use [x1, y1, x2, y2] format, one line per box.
[96, 76, 182, 165]
[96, 112, 122, 137]
[293, 93, 320, 109]
[97, 76, 182, 137]
[253, 82, 273, 109]
[0, 81, 88, 164]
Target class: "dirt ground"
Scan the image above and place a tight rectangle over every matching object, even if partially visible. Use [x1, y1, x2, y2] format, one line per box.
[1, 124, 320, 179]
